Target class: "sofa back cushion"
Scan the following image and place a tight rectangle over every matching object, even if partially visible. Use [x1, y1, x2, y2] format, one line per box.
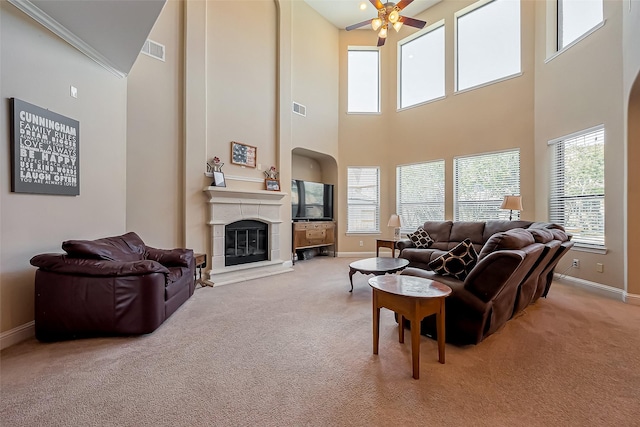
[477, 228, 535, 261]
[527, 228, 554, 243]
[62, 232, 147, 262]
[482, 220, 532, 241]
[421, 221, 454, 250]
[449, 222, 485, 246]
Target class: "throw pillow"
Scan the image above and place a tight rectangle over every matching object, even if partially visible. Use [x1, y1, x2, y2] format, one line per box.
[428, 238, 478, 281]
[407, 227, 434, 249]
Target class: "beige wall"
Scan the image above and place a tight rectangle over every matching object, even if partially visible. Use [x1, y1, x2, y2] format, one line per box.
[0, 3, 128, 335]
[127, 0, 184, 249]
[338, 0, 536, 252]
[534, 0, 624, 289]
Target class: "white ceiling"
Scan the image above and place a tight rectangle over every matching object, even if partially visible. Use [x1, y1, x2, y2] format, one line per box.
[303, 0, 441, 30]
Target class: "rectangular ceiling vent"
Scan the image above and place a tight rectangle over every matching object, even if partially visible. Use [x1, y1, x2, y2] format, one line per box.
[293, 102, 306, 117]
[141, 39, 165, 62]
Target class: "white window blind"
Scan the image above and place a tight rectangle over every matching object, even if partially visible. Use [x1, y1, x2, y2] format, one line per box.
[549, 126, 605, 247]
[347, 167, 380, 233]
[396, 160, 445, 232]
[348, 48, 380, 113]
[558, 0, 603, 50]
[399, 23, 445, 109]
[454, 150, 520, 221]
[456, 0, 521, 91]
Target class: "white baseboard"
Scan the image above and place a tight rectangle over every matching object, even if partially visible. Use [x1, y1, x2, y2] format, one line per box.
[554, 274, 626, 301]
[337, 251, 377, 258]
[1, 321, 35, 350]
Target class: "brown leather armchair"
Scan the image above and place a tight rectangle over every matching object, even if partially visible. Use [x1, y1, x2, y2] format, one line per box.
[30, 232, 195, 341]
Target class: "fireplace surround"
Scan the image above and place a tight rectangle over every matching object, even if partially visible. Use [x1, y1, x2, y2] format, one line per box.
[203, 187, 292, 285]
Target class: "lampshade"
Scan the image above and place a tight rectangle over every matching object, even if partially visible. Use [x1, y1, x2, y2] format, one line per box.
[388, 10, 399, 24]
[500, 195, 523, 211]
[378, 25, 388, 38]
[387, 214, 402, 228]
[371, 17, 382, 31]
[393, 21, 403, 32]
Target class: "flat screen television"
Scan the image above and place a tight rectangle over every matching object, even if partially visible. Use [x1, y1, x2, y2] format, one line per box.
[291, 179, 334, 221]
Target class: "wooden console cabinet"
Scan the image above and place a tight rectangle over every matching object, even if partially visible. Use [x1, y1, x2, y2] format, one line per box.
[292, 221, 336, 262]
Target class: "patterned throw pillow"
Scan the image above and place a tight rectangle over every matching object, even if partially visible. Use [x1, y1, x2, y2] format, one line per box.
[407, 227, 434, 249]
[428, 238, 478, 281]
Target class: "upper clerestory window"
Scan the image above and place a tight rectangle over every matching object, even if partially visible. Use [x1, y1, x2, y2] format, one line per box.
[557, 0, 604, 50]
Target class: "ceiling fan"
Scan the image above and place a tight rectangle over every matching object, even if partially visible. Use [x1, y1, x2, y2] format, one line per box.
[346, 0, 427, 47]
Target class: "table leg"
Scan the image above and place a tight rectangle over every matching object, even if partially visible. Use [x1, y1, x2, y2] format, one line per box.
[349, 268, 355, 292]
[411, 314, 421, 380]
[372, 291, 380, 355]
[398, 315, 405, 343]
[437, 298, 446, 364]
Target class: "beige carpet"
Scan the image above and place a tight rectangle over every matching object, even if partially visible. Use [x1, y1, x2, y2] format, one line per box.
[1, 256, 639, 426]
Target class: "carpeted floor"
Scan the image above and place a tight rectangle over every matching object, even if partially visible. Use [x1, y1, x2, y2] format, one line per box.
[1, 256, 639, 426]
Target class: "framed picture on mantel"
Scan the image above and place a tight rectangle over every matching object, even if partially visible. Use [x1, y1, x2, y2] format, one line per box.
[231, 141, 256, 168]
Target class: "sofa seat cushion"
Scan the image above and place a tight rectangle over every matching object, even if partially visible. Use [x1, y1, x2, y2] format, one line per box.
[428, 238, 478, 281]
[401, 248, 447, 268]
[62, 232, 146, 262]
[407, 227, 434, 248]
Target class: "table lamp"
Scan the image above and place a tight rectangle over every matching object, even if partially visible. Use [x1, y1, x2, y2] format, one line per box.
[500, 195, 523, 220]
[387, 214, 402, 240]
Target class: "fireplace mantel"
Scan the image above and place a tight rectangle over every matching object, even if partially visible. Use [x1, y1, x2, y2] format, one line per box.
[203, 186, 292, 286]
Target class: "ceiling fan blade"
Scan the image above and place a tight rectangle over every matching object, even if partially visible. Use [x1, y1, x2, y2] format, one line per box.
[399, 16, 427, 29]
[370, 0, 384, 10]
[377, 37, 386, 47]
[346, 19, 373, 31]
[396, 0, 414, 11]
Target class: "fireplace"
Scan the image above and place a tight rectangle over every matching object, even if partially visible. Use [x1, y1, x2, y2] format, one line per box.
[204, 187, 293, 286]
[225, 220, 268, 266]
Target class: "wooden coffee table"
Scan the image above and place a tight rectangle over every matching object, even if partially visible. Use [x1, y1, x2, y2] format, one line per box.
[369, 274, 452, 379]
[348, 257, 409, 292]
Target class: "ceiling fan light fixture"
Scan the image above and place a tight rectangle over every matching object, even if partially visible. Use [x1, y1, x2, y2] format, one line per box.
[371, 17, 382, 31]
[393, 21, 403, 32]
[378, 25, 388, 38]
[388, 10, 400, 24]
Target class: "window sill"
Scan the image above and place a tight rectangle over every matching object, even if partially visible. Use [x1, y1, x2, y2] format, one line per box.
[571, 243, 608, 255]
[397, 95, 447, 112]
[454, 72, 523, 95]
[346, 232, 381, 236]
[545, 20, 606, 64]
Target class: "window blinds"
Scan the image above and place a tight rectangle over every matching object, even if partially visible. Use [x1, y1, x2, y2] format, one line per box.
[549, 126, 605, 246]
[454, 149, 520, 221]
[347, 167, 380, 233]
[396, 160, 445, 231]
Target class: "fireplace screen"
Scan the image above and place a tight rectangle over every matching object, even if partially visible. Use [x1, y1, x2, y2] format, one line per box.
[225, 220, 268, 266]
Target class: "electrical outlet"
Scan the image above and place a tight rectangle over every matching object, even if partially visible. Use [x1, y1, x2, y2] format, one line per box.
[572, 259, 580, 268]
[596, 263, 604, 273]
[359, 240, 363, 247]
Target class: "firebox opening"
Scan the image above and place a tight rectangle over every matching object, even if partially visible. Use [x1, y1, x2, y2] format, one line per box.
[225, 220, 269, 266]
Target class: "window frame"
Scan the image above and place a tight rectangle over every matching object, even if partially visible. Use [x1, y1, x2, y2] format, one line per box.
[454, 0, 522, 93]
[396, 160, 445, 233]
[453, 149, 521, 222]
[548, 125, 605, 250]
[347, 166, 381, 234]
[347, 47, 381, 114]
[557, 0, 604, 52]
[397, 20, 446, 111]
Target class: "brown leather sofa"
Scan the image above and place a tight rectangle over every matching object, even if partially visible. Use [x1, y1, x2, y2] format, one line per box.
[397, 221, 572, 345]
[30, 232, 195, 341]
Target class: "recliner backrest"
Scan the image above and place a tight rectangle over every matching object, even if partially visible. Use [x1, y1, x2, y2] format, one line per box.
[62, 232, 147, 262]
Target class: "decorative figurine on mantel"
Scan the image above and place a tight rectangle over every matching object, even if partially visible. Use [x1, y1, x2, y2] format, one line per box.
[264, 166, 279, 180]
[207, 157, 224, 174]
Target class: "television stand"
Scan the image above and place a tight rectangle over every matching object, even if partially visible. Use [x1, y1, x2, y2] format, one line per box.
[292, 221, 336, 264]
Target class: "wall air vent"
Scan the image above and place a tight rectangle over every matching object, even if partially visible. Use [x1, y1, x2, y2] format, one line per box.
[293, 102, 306, 117]
[141, 39, 165, 62]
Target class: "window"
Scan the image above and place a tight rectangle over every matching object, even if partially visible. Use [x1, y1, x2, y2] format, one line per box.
[456, 0, 521, 91]
[347, 167, 380, 233]
[348, 48, 380, 113]
[396, 160, 445, 232]
[398, 23, 445, 109]
[558, 0, 603, 50]
[454, 150, 520, 221]
[549, 126, 605, 247]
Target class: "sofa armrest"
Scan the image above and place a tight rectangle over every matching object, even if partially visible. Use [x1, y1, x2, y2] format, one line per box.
[30, 254, 169, 277]
[145, 247, 194, 269]
[396, 239, 414, 252]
